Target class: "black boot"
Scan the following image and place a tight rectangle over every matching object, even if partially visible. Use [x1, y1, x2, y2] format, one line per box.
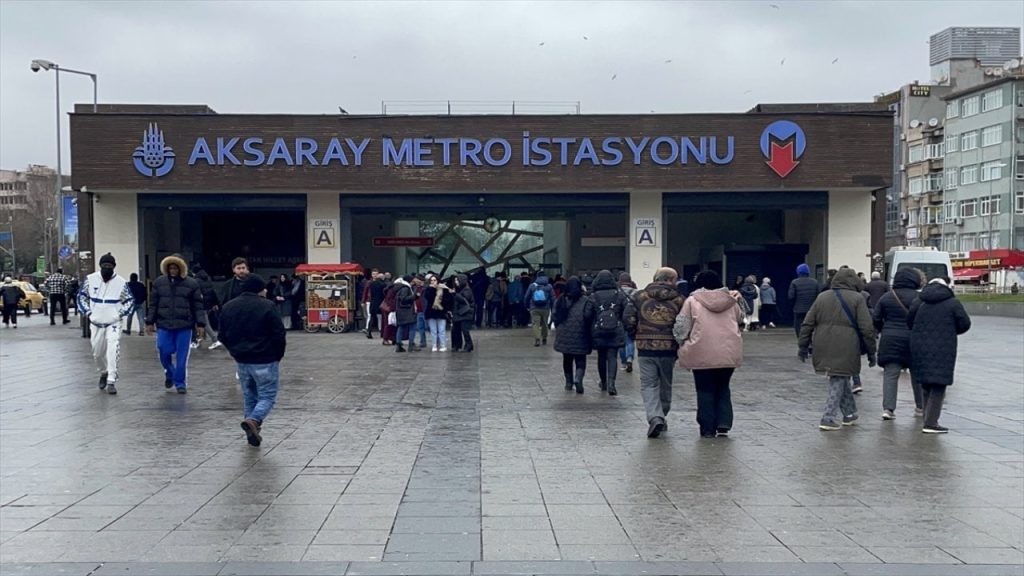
[608, 381, 617, 396]
[574, 368, 585, 394]
[396, 344, 406, 352]
[534, 339, 540, 347]
[599, 380, 608, 392]
[564, 374, 573, 391]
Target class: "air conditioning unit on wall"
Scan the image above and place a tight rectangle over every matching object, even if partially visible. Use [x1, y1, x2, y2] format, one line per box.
[954, 218, 964, 226]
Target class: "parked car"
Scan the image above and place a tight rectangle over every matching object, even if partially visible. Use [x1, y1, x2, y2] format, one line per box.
[15, 281, 45, 314]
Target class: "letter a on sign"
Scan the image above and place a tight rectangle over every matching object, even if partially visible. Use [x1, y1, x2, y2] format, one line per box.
[316, 230, 333, 247]
[636, 228, 656, 246]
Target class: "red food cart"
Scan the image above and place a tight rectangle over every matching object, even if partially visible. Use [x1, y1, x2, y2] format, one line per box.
[295, 263, 364, 333]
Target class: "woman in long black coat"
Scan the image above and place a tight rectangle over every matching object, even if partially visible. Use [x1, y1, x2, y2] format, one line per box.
[553, 276, 595, 394]
[589, 270, 627, 396]
[451, 274, 475, 353]
[872, 267, 924, 420]
[907, 278, 971, 434]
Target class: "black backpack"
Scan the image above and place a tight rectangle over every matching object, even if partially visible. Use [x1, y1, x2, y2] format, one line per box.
[593, 297, 620, 336]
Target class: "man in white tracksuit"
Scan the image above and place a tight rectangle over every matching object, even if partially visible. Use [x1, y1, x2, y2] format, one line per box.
[78, 253, 134, 394]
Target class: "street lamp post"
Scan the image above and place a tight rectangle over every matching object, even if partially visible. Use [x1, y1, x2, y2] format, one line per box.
[31, 59, 97, 272]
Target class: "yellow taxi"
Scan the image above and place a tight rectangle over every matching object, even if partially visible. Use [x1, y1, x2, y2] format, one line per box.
[14, 281, 45, 314]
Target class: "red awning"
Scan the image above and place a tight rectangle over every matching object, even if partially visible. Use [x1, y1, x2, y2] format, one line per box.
[954, 268, 989, 280]
[295, 263, 364, 276]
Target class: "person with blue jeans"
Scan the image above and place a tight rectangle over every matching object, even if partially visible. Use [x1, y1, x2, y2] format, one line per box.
[617, 272, 638, 372]
[146, 255, 205, 394]
[218, 274, 287, 447]
[413, 275, 428, 348]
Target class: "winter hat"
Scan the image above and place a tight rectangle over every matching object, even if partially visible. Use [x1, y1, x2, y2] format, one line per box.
[99, 253, 116, 266]
[402, 274, 413, 283]
[762, 277, 772, 285]
[240, 274, 265, 294]
[796, 263, 810, 276]
[3, 276, 11, 284]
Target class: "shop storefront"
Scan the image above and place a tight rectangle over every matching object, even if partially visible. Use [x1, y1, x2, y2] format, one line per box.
[70, 105, 891, 305]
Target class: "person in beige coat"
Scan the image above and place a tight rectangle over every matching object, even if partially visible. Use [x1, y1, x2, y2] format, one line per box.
[674, 270, 745, 438]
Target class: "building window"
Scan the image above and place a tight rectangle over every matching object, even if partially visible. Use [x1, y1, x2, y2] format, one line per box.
[981, 125, 1003, 147]
[960, 233, 977, 251]
[960, 164, 978, 185]
[1017, 155, 1024, 180]
[980, 161, 1004, 182]
[908, 209, 919, 226]
[925, 173, 943, 192]
[978, 232, 989, 250]
[961, 95, 980, 117]
[946, 101, 959, 119]
[1016, 190, 1024, 214]
[944, 234, 957, 251]
[928, 206, 943, 224]
[945, 132, 958, 153]
[945, 169, 958, 189]
[908, 176, 923, 195]
[981, 89, 1003, 112]
[944, 201, 957, 222]
[885, 192, 900, 234]
[960, 199, 978, 218]
[926, 143, 944, 159]
[961, 131, 978, 151]
[908, 145, 924, 164]
[980, 195, 1002, 215]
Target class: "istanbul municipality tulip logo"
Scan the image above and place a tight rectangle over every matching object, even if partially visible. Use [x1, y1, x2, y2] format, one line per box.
[133, 123, 175, 177]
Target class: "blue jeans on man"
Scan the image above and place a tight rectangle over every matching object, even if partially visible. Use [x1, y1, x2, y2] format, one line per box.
[238, 362, 280, 423]
[156, 328, 192, 390]
[416, 312, 427, 347]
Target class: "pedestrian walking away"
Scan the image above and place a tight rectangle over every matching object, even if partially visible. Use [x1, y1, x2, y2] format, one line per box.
[525, 273, 555, 346]
[553, 276, 595, 394]
[617, 272, 638, 372]
[798, 268, 877, 431]
[865, 271, 890, 310]
[872, 267, 924, 420]
[146, 255, 207, 394]
[44, 268, 72, 325]
[675, 270, 745, 438]
[589, 270, 627, 395]
[194, 265, 222, 349]
[77, 253, 134, 394]
[759, 277, 777, 328]
[423, 275, 453, 352]
[451, 274, 475, 352]
[739, 275, 761, 331]
[1, 277, 26, 328]
[907, 276, 971, 434]
[789, 263, 820, 337]
[124, 273, 148, 336]
[218, 274, 287, 447]
[624, 267, 685, 438]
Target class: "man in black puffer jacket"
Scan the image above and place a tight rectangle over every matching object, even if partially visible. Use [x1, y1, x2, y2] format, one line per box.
[907, 277, 971, 434]
[146, 255, 206, 393]
[873, 267, 924, 420]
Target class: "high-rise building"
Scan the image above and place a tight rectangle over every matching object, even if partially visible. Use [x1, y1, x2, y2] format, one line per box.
[931, 27, 1021, 83]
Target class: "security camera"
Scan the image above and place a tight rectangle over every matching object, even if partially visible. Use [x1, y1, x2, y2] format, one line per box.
[30, 62, 41, 73]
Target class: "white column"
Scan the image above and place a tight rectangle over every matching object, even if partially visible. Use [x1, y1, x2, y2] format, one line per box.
[628, 191, 663, 285]
[827, 190, 872, 273]
[94, 193, 140, 277]
[307, 192, 341, 264]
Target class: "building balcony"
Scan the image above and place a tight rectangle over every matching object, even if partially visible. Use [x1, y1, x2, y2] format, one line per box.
[926, 224, 943, 237]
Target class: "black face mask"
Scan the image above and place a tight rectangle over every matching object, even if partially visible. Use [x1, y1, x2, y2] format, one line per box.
[100, 268, 114, 281]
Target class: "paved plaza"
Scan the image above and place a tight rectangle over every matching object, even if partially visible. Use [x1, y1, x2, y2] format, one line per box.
[0, 314, 1021, 576]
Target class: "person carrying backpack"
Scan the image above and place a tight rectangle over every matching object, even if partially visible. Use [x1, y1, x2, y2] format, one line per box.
[525, 273, 555, 347]
[589, 270, 627, 396]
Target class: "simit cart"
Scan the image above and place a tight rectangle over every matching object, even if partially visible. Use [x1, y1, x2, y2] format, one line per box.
[295, 263, 364, 334]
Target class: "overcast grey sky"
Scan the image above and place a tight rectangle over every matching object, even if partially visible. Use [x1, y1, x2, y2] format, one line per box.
[1, 0, 1021, 172]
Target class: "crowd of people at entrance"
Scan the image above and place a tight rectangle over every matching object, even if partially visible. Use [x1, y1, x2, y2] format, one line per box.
[12, 250, 973, 447]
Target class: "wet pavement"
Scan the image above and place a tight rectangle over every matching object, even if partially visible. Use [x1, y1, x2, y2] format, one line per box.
[0, 312, 1021, 575]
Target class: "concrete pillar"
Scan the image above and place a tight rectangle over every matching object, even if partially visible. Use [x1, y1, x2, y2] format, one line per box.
[307, 192, 341, 264]
[94, 193, 140, 277]
[628, 191, 663, 285]
[828, 190, 872, 273]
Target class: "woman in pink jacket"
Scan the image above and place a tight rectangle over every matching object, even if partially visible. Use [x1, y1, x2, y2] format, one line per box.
[674, 270, 745, 438]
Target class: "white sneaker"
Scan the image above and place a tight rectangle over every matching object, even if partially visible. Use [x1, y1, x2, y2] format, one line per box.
[769, 322, 776, 328]
[189, 341, 200, 350]
[914, 408, 924, 418]
[882, 410, 895, 420]
[439, 347, 447, 352]
[209, 341, 222, 350]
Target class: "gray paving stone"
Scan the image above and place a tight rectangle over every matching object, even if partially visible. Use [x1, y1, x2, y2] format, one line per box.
[345, 561, 471, 575]
[219, 561, 349, 575]
[90, 562, 223, 575]
[717, 563, 845, 576]
[472, 561, 597, 574]
[839, 564, 1024, 576]
[592, 562, 722, 575]
[0, 563, 102, 576]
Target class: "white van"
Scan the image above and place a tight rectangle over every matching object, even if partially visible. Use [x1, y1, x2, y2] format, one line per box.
[883, 246, 953, 284]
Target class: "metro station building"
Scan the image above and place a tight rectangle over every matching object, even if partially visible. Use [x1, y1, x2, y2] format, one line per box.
[70, 103, 891, 316]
